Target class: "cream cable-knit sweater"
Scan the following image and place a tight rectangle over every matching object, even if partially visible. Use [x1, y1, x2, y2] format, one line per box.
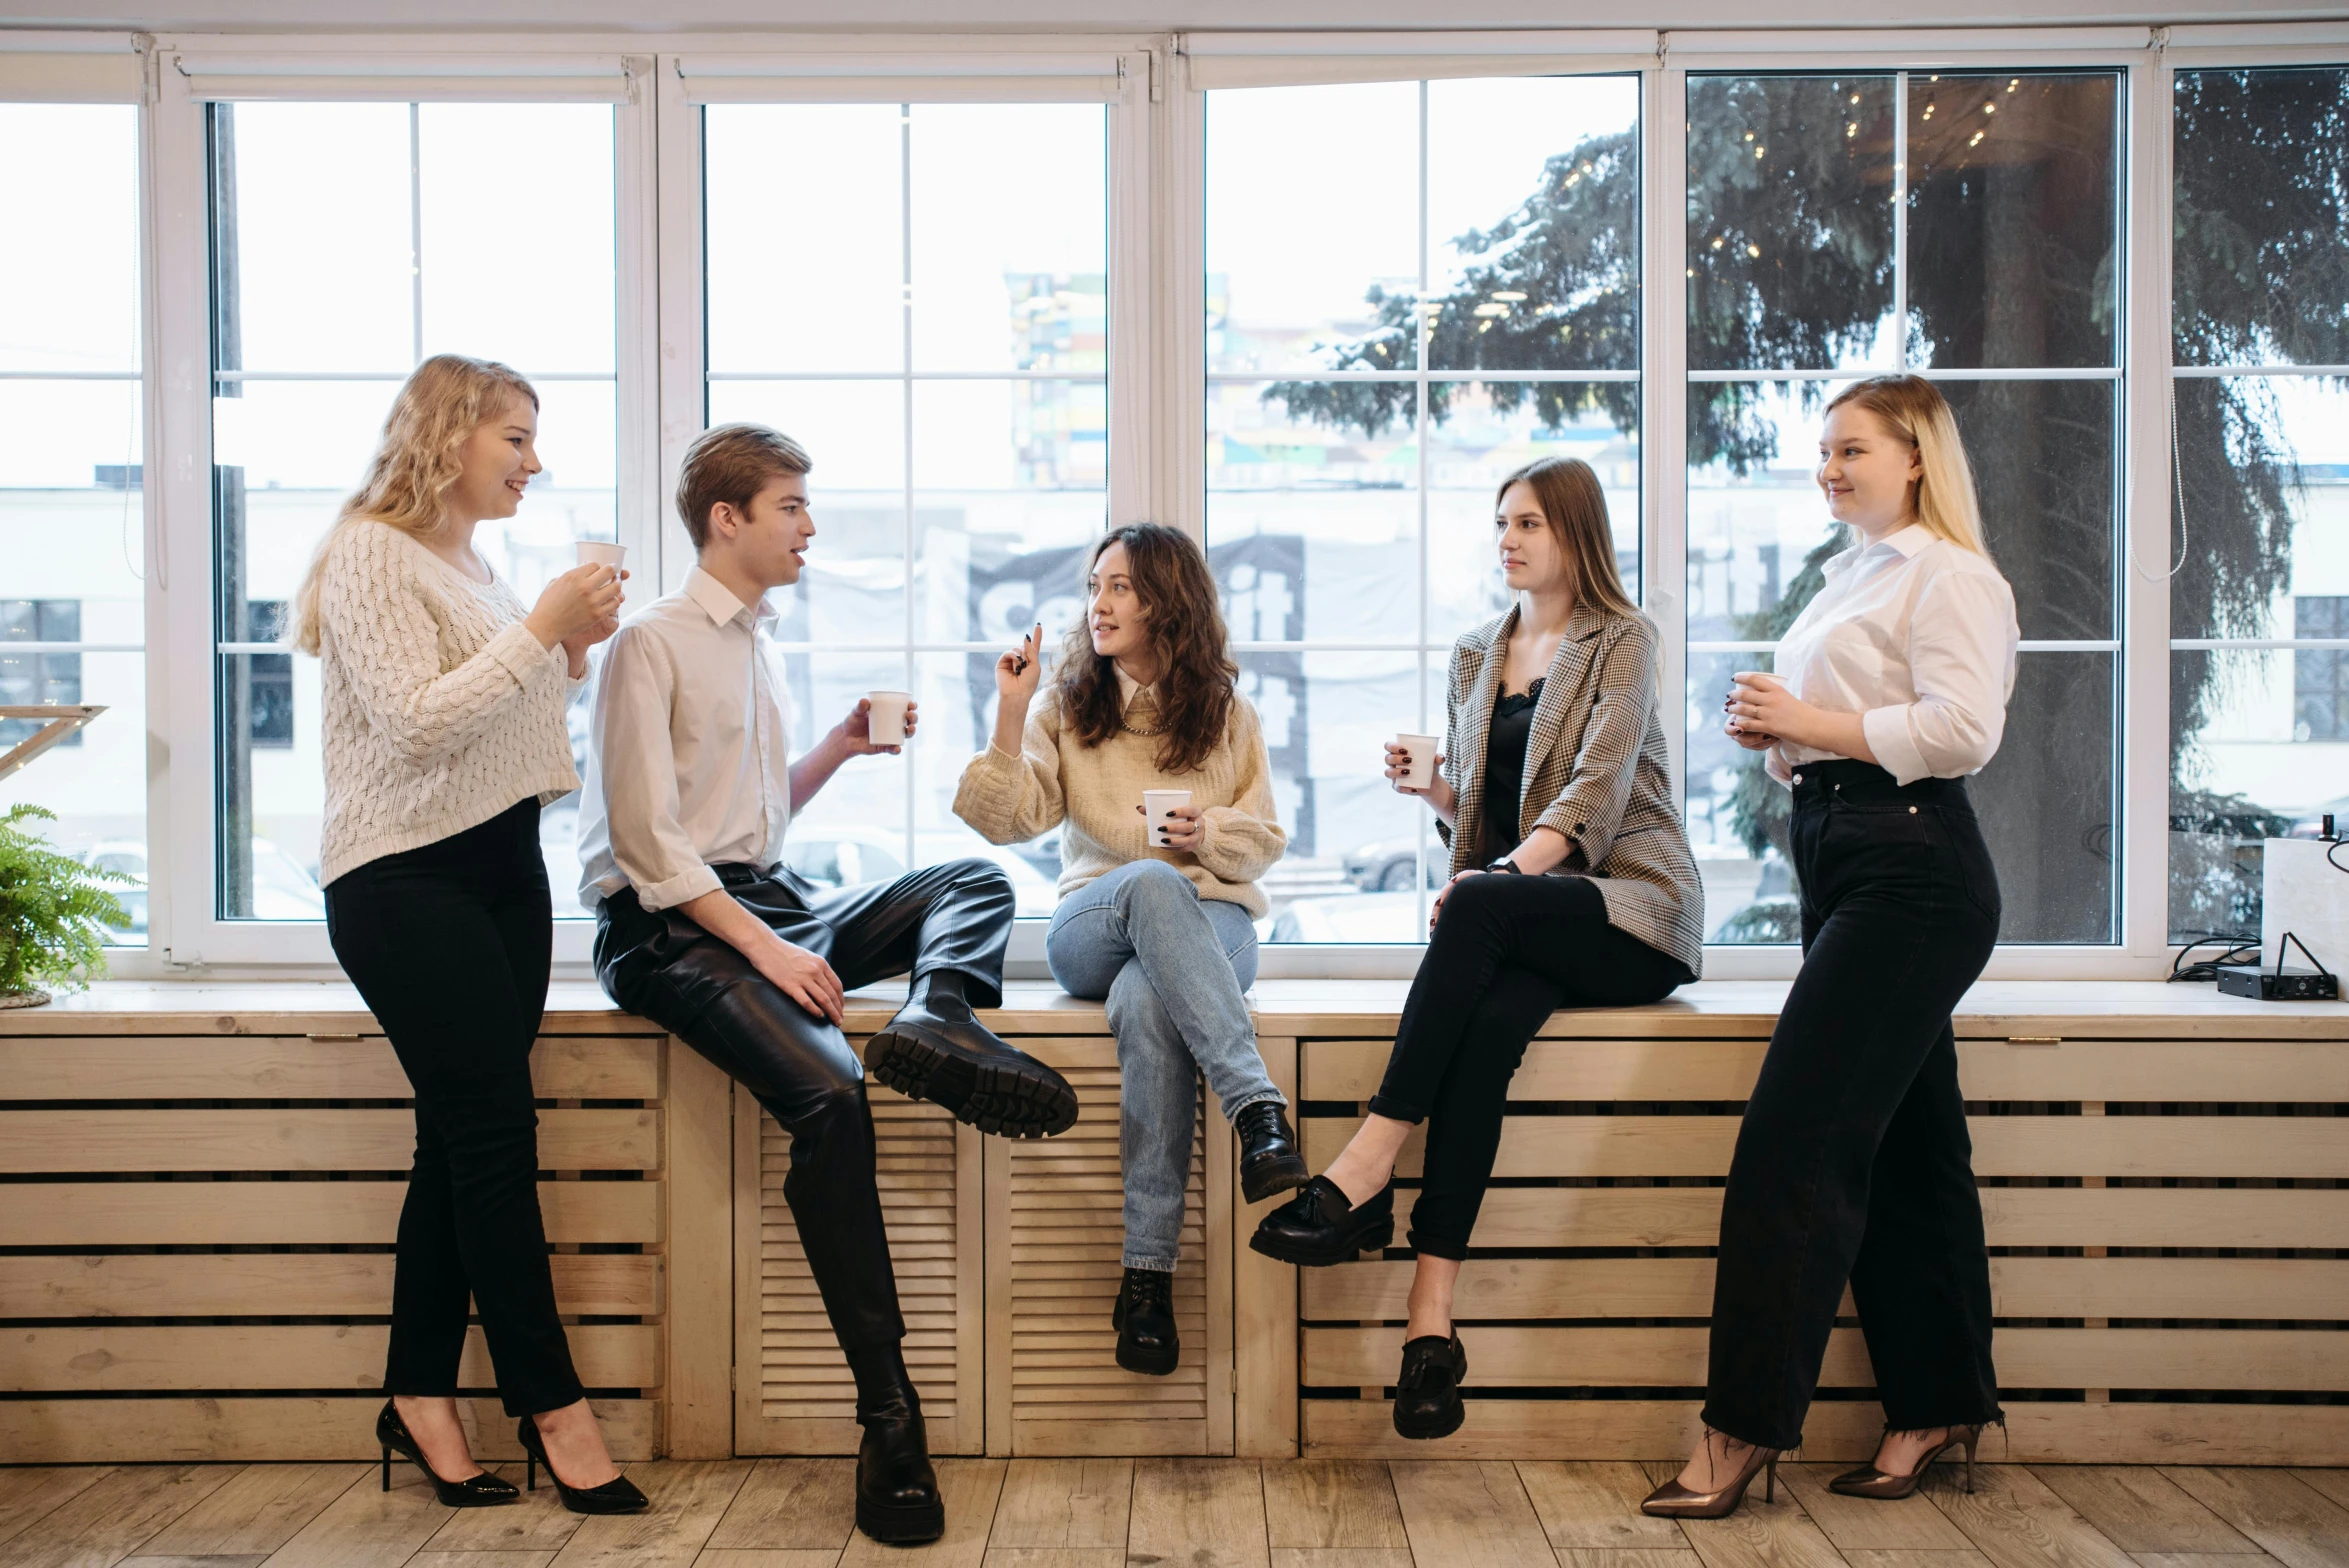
[313, 520, 579, 886]
[953, 685, 1287, 919]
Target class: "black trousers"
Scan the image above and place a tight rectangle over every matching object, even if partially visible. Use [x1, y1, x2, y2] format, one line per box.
[1374, 873, 1693, 1259]
[324, 799, 586, 1418]
[1703, 760, 2004, 1449]
[596, 857, 1014, 1351]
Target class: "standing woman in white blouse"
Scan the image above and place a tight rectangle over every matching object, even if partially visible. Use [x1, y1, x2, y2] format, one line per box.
[1646, 375, 2017, 1518]
[293, 355, 642, 1513]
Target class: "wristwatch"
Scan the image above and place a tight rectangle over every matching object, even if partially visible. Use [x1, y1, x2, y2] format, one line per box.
[1484, 855, 1523, 874]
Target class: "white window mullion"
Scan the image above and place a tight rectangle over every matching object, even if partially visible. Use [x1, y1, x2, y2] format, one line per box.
[652, 54, 704, 597]
[150, 66, 225, 966]
[2122, 47, 2176, 972]
[612, 56, 662, 609]
[1649, 58, 1691, 815]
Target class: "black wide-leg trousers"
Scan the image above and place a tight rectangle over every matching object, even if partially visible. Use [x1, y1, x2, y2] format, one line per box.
[1372, 873, 1693, 1259]
[325, 799, 587, 1418]
[1702, 760, 2005, 1449]
[596, 857, 1014, 1351]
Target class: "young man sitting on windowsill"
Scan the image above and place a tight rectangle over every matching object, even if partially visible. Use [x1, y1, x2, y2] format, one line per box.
[575, 422, 1077, 1548]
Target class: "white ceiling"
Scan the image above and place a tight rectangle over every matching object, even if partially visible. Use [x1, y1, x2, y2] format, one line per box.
[4, 0, 2345, 34]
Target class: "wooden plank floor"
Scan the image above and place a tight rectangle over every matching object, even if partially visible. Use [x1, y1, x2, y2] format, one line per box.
[1, 1458, 2343, 1567]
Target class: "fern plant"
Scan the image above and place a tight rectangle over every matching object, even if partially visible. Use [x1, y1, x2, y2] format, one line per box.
[0, 803, 133, 1000]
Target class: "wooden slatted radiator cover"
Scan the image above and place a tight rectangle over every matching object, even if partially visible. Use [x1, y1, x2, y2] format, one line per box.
[732, 1037, 985, 1456]
[1287, 1004, 2349, 1467]
[983, 1037, 1234, 1457]
[0, 994, 671, 1463]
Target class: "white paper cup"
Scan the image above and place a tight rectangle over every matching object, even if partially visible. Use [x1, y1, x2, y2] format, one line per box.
[575, 540, 627, 570]
[1394, 733, 1438, 791]
[866, 690, 913, 746]
[1143, 789, 1193, 849]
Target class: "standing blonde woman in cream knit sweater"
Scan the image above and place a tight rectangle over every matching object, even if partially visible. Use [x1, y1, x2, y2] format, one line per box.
[295, 354, 642, 1514]
[955, 523, 1308, 1378]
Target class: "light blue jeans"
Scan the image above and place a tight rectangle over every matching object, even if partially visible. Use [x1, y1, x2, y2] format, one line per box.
[1045, 859, 1281, 1272]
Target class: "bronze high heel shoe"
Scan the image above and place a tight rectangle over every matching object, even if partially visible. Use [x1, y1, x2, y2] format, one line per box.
[1829, 1423, 1982, 1499]
[1641, 1430, 1780, 1519]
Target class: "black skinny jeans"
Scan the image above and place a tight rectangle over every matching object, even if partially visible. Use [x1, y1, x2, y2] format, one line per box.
[1375, 873, 1693, 1258]
[324, 798, 586, 1418]
[1703, 760, 2004, 1449]
[596, 857, 1014, 1351]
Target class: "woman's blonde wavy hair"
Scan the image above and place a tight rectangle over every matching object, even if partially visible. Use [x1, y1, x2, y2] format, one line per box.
[1822, 374, 1992, 558]
[289, 354, 539, 655]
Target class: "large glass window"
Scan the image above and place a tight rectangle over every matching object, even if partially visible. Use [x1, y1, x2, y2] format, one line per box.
[1206, 75, 1643, 943]
[206, 101, 619, 919]
[2167, 67, 2349, 942]
[0, 102, 147, 945]
[702, 102, 1108, 918]
[1686, 71, 2124, 946]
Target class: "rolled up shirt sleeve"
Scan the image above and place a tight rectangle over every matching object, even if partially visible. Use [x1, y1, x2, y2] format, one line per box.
[591, 624, 722, 911]
[1858, 571, 2019, 785]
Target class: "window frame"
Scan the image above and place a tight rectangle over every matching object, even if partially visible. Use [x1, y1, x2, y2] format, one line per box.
[2, 22, 2342, 981]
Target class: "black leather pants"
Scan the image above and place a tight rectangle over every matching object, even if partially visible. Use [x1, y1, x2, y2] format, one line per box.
[595, 857, 1014, 1350]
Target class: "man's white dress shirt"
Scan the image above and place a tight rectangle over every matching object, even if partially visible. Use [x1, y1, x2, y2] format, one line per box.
[1767, 523, 2020, 788]
[577, 566, 794, 911]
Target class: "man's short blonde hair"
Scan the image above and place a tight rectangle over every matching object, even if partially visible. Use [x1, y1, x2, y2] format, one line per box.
[676, 423, 811, 549]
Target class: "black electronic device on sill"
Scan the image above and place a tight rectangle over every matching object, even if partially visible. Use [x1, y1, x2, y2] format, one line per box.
[2214, 931, 2340, 1002]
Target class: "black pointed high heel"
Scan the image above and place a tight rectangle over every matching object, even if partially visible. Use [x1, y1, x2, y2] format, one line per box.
[516, 1415, 649, 1515]
[374, 1400, 518, 1508]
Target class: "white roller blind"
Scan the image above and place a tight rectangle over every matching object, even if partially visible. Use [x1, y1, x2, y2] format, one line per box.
[1182, 30, 1656, 91]
[167, 49, 633, 102]
[0, 34, 143, 103]
[676, 50, 1128, 104]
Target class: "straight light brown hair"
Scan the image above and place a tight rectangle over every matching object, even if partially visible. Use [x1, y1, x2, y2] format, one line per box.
[1054, 523, 1238, 776]
[677, 423, 812, 549]
[1494, 456, 1639, 618]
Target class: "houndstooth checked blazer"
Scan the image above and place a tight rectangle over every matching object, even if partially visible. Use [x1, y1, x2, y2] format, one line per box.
[1436, 601, 1706, 977]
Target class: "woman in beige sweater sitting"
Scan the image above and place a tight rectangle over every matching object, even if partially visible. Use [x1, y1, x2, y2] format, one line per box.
[955, 523, 1308, 1377]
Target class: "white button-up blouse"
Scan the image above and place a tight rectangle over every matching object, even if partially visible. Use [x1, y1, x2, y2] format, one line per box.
[1766, 523, 2021, 788]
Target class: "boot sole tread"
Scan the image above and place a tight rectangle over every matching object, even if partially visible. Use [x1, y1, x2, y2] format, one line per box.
[856, 1498, 946, 1544]
[867, 1029, 1079, 1138]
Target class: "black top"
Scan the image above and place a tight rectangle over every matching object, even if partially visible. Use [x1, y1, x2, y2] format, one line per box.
[1480, 678, 1544, 862]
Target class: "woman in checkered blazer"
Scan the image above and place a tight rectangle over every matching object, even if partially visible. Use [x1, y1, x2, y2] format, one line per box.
[1250, 455, 1703, 1441]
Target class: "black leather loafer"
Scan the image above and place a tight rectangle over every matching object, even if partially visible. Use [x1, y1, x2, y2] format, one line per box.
[1247, 1176, 1395, 1267]
[1235, 1102, 1310, 1204]
[1393, 1332, 1468, 1440]
[867, 1001, 1079, 1138]
[856, 1404, 946, 1544]
[1112, 1266, 1180, 1376]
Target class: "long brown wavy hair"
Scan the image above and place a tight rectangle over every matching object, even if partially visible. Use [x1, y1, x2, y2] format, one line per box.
[1053, 523, 1238, 775]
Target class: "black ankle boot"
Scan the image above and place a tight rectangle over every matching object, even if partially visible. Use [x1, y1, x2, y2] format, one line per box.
[868, 974, 1078, 1139]
[1234, 1101, 1309, 1204]
[1248, 1176, 1395, 1267]
[1112, 1266, 1180, 1376]
[846, 1343, 945, 1545]
[1392, 1332, 1468, 1440]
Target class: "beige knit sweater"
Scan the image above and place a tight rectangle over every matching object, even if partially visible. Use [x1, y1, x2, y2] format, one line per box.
[313, 521, 579, 886]
[953, 685, 1287, 918]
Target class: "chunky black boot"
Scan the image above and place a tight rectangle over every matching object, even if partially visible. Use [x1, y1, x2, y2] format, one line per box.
[1234, 1101, 1309, 1204]
[847, 1342, 945, 1545]
[1112, 1267, 1180, 1376]
[867, 971, 1079, 1139]
[1249, 1176, 1395, 1267]
[1392, 1332, 1468, 1440]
